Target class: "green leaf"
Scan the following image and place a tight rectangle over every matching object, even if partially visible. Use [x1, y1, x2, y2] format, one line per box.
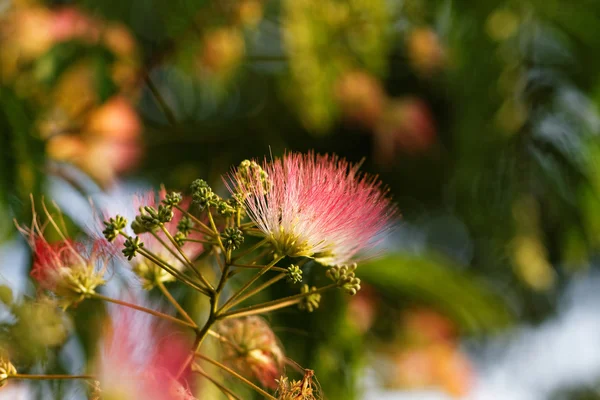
[358, 253, 514, 334]
[0, 286, 12, 305]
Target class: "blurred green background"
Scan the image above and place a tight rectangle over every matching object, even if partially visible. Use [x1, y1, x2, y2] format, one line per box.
[2, 0, 600, 398]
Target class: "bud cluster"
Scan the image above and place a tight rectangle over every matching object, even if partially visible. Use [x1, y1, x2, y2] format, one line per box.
[236, 160, 271, 193]
[286, 265, 303, 284]
[221, 227, 245, 250]
[298, 285, 321, 312]
[132, 205, 173, 234]
[102, 215, 127, 242]
[191, 179, 218, 211]
[326, 263, 361, 295]
[123, 236, 144, 260]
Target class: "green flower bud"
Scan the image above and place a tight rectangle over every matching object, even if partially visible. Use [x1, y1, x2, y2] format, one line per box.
[221, 227, 244, 251]
[157, 204, 174, 223]
[163, 192, 183, 207]
[298, 285, 321, 312]
[102, 215, 127, 242]
[286, 265, 303, 284]
[217, 199, 236, 216]
[177, 216, 194, 235]
[326, 263, 361, 295]
[237, 160, 271, 192]
[123, 236, 144, 260]
[191, 179, 217, 211]
[174, 231, 187, 247]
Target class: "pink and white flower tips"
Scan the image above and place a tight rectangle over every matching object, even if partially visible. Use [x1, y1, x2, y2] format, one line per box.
[230, 152, 395, 266]
[97, 304, 195, 400]
[17, 202, 108, 308]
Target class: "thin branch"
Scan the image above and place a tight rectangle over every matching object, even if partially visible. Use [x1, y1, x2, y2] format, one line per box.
[145, 75, 177, 125]
[90, 293, 196, 330]
[195, 354, 277, 400]
[157, 280, 197, 327]
[10, 374, 95, 381]
[220, 284, 338, 320]
[192, 364, 243, 400]
[225, 273, 286, 309]
[219, 256, 284, 313]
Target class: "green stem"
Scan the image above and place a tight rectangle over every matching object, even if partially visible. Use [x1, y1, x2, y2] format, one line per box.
[195, 354, 277, 400]
[157, 280, 197, 327]
[118, 231, 209, 295]
[90, 293, 196, 330]
[237, 248, 273, 269]
[192, 365, 242, 400]
[145, 75, 177, 125]
[174, 205, 213, 234]
[138, 247, 210, 296]
[10, 374, 95, 381]
[232, 238, 269, 263]
[150, 231, 197, 274]
[159, 225, 215, 291]
[174, 292, 218, 379]
[184, 238, 216, 245]
[219, 256, 284, 313]
[225, 273, 286, 309]
[220, 284, 338, 320]
[207, 210, 226, 256]
[232, 264, 287, 272]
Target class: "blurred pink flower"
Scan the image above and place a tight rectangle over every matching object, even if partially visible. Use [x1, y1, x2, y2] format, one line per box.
[50, 7, 100, 43]
[217, 316, 284, 389]
[374, 97, 437, 162]
[17, 205, 109, 307]
[97, 302, 195, 399]
[229, 152, 396, 266]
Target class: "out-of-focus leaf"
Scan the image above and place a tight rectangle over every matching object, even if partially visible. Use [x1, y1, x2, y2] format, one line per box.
[358, 253, 514, 334]
[0, 285, 13, 305]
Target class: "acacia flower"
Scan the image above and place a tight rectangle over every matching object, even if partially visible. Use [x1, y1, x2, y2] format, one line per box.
[17, 202, 108, 309]
[113, 189, 204, 289]
[216, 316, 284, 389]
[96, 301, 195, 400]
[229, 152, 395, 266]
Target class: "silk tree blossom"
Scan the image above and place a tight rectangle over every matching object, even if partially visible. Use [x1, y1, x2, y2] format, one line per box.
[112, 189, 204, 289]
[96, 301, 195, 400]
[216, 316, 284, 389]
[17, 203, 108, 308]
[229, 152, 395, 266]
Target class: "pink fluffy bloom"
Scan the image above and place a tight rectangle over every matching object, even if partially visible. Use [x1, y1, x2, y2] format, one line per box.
[17, 201, 109, 308]
[96, 301, 195, 400]
[229, 152, 395, 266]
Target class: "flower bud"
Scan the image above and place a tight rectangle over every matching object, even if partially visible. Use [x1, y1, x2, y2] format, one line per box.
[221, 227, 244, 251]
[286, 265, 303, 284]
[298, 285, 321, 312]
[216, 316, 284, 389]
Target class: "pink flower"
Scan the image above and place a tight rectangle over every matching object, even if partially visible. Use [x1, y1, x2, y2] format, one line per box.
[17, 203, 108, 308]
[229, 152, 395, 266]
[216, 316, 284, 389]
[96, 302, 195, 400]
